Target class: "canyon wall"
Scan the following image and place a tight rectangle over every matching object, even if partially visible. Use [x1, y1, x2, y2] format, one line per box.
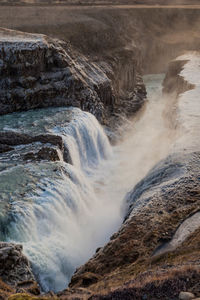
[0, 6, 200, 300]
[69, 54, 200, 299]
[0, 28, 146, 127]
[0, 6, 200, 74]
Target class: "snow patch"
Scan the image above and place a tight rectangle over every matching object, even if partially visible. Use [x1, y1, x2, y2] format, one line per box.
[155, 211, 200, 256]
[173, 52, 200, 151]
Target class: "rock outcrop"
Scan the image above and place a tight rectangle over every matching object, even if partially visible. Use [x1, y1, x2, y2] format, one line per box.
[0, 131, 68, 162]
[0, 28, 146, 126]
[0, 131, 63, 148]
[0, 242, 39, 295]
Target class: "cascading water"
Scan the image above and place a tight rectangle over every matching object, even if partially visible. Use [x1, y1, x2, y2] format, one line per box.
[0, 73, 179, 293]
[0, 108, 115, 292]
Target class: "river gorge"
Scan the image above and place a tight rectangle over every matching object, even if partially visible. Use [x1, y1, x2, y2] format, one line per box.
[0, 4, 200, 300]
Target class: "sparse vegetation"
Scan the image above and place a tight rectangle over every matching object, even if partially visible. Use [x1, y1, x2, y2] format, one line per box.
[91, 265, 200, 299]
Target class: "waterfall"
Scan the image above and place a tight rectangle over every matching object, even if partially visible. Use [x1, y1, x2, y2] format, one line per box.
[0, 108, 114, 292]
[0, 73, 182, 293]
[52, 110, 112, 172]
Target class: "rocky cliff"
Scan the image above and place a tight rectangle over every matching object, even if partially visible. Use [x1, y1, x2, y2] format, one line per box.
[0, 28, 146, 127]
[2, 6, 200, 75]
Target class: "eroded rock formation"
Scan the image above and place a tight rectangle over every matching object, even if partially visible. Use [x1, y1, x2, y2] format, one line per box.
[0, 28, 146, 126]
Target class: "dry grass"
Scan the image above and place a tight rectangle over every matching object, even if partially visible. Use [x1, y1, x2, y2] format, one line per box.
[91, 265, 200, 299]
[0, 279, 14, 299]
[130, 265, 199, 289]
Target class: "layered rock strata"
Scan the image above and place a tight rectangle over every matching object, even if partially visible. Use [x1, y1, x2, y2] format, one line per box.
[0, 131, 69, 162]
[0, 28, 146, 126]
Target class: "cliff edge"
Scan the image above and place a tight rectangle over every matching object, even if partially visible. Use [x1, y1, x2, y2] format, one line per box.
[0, 28, 146, 127]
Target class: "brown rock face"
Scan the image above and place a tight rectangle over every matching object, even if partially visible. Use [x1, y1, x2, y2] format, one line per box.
[0, 28, 146, 126]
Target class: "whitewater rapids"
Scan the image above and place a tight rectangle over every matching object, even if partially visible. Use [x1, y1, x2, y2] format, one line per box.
[0, 73, 179, 292]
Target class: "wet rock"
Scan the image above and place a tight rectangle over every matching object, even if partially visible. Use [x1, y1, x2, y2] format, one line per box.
[0, 242, 35, 287]
[0, 131, 63, 150]
[179, 292, 195, 300]
[0, 131, 32, 146]
[23, 147, 60, 162]
[0, 144, 14, 153]
[32, 134, 64, 151]
[0, 131, 70, 162]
